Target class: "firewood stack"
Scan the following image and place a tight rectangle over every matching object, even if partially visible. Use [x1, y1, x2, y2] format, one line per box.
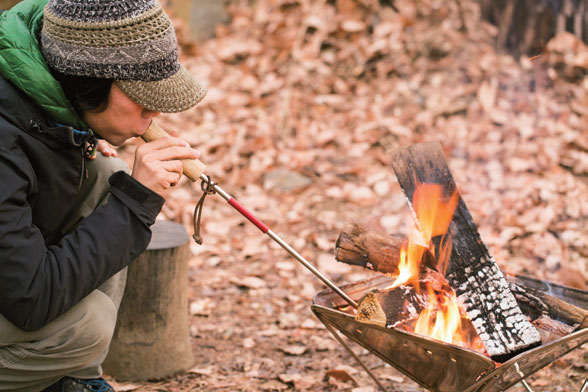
[334, 142, 588, 362]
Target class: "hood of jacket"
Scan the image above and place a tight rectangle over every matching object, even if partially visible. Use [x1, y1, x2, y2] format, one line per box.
[0, 0, 86, 130]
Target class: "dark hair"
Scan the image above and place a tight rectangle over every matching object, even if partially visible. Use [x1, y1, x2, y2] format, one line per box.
[51, 70, 113, 116]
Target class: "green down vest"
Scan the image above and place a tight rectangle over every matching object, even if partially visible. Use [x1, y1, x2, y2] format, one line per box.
[0, 0, 86, 130]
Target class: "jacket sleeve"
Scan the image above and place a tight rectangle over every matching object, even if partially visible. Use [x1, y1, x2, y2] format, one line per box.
[0, 147, 165, 331]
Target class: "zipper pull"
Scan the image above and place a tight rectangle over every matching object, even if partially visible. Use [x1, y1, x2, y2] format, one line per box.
[29, 119, 44, 134]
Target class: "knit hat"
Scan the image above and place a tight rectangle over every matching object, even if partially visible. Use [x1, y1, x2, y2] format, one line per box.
[40, 0, 205, 113]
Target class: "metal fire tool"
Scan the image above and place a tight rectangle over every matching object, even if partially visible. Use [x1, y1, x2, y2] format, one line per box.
[142, 122, 398, 387]
[142, 122, 357, 308]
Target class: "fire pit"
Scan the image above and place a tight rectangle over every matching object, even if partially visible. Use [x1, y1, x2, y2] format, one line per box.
[312, 274, 588, 392]
[310, 142, 587, 392]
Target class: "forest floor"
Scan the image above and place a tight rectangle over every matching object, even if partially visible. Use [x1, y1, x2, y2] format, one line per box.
[106, 0, 587, 390]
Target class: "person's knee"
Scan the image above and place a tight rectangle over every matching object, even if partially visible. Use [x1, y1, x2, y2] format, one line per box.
[70, 291, 118, 360]
[82, 155, 130, 201]
[87, 155, 130, 185]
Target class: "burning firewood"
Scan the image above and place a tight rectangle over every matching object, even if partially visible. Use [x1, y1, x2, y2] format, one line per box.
[354, 266, 489, 354]
[355, 283, 427, 328]
[388, 141, 542, 362]
[335, 224, 588, 349]
[507, 275, 588, 331]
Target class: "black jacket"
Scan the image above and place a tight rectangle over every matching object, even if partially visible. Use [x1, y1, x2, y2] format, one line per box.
[0, 76, 165, 331]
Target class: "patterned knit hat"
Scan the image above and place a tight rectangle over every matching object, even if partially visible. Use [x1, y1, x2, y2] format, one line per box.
[40, 0, 205, 113]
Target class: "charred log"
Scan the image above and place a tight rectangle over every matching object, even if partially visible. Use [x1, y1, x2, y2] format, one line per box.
[335, 224, 588, 352]
[356, 285, 426, 328]
[507, 275, 588, 330]
[355, 268, 452, 327]
[390, 141, 541, 362]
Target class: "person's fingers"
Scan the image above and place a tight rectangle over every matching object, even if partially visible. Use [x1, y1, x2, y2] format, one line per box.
[96, 140, 118, 157]
[167, 171, 181, 187]
[144, 145, 200, 162]
[160, 160, 184, 176]
[167, 129, 180, 137]
[132, 136, 201, 196]
[137, 136, 190, 154]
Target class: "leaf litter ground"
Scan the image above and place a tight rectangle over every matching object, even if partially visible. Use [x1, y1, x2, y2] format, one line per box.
[109, 0, 587, 390]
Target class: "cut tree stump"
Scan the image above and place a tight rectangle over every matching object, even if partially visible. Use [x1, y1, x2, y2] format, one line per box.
[103, 220, 194, 381]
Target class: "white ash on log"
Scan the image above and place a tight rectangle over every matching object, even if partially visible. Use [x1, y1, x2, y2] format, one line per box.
[390, 141, 541, 362]
[336, 223, 588, 360]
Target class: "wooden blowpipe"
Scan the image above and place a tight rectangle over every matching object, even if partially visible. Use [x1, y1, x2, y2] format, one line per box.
[141, 121, 207, 181]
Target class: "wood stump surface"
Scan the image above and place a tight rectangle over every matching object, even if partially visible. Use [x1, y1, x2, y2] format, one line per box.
[103, 220, 194, 381]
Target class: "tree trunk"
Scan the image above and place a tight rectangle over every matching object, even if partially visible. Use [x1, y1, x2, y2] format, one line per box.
[103, 221, 194, 381]
[0, 0, 21, 9]
[480, 0, 588, 58]
[166, 0, 229, 43]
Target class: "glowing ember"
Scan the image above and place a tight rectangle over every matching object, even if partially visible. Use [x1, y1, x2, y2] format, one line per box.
[386, 183, 482, 350]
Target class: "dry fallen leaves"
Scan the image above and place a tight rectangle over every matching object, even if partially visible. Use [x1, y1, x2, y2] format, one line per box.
[113, 0, 587, 390]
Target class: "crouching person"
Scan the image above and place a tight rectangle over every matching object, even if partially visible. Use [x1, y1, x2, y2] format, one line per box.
[0, 0, 206, 390]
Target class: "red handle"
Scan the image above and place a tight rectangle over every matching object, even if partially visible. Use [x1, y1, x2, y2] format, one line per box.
[228, 198, 269, 233]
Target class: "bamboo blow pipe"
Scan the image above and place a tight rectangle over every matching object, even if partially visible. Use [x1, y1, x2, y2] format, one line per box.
[140, 122, 358, 309]
[142, 121, 207, 181]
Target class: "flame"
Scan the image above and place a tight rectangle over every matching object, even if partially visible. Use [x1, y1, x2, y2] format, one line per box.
[388, 237, 425, 290]
[415, 285, 463, 345]
[388, 183, 458, 290]
[388, 183, 473, 347]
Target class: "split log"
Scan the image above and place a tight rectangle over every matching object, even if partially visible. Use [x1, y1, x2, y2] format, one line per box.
[335, 224, 437, 273]
[335, 225, 588, 342]
[507, 275, 588, 330]
[355, 286, 426, 328]
[355, 268, 451, 328]
[390, 141, 541, 362]
[335, 224, 408, 274]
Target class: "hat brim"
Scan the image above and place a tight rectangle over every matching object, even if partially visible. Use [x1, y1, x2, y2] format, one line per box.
[116, 65, 206, 113]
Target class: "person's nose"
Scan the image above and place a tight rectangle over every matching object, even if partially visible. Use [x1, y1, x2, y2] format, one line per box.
[142, 108, 160, 119]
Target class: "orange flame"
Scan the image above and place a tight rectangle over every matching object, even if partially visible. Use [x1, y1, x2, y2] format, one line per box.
[388, 183, 473, 347]
[388, 183, 458, 290]
[415, 285, 462, 345]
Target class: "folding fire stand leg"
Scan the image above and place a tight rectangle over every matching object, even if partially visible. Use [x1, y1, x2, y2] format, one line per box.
[322, 321, 389, 392]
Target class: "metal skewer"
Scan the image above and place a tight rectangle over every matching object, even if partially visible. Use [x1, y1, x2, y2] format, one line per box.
[199, 173, 358, 309]
[142, 122, 357, 309]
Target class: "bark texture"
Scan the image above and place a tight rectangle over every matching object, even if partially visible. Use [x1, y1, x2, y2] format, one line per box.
[480, 0, 588, 58]
[103, 221, 194, 381]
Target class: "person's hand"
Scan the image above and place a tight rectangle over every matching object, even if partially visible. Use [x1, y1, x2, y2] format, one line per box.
[131, 137, 200, 197]
[96, 139, 118, 157]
